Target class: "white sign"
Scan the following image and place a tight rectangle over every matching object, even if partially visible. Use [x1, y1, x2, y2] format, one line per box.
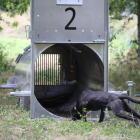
[56, 0, 83, 5]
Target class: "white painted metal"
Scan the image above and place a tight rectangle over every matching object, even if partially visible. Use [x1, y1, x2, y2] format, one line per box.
[56, 0, 83, 5]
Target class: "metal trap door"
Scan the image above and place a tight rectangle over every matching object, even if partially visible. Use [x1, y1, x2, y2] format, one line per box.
[34, 53, 70, 100]
[34, 52, 76, 109]
[35, 54, 63, 86]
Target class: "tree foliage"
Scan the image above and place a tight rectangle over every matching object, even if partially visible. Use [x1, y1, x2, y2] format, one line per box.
[109, 0, 137, 19]
[0, 0, 30, 32]
[109, 0, 140, 63]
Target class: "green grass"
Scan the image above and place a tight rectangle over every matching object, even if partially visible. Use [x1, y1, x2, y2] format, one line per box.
[0, 104, 140, 140]
[0, 37, 30, 62]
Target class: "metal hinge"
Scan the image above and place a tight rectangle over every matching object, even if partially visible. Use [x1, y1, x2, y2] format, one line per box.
[93, 39, 105, 44]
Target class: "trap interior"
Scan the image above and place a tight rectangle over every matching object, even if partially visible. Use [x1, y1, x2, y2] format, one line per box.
[34, 44, 104, 117]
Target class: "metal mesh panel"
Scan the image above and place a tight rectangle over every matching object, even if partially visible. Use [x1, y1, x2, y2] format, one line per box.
[35, 54, 62, 85]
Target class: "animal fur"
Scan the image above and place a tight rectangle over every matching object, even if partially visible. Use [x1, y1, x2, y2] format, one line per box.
[71, 90, 140, 126]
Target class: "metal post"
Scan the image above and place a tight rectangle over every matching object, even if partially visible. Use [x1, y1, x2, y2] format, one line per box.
[104, 0, 109, 92]
[126, 81, 134, 107]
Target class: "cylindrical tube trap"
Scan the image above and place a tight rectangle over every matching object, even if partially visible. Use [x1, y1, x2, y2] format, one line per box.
[0, 0, 109, 119]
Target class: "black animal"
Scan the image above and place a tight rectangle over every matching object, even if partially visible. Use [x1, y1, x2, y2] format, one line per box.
[71, 90, 140, 126]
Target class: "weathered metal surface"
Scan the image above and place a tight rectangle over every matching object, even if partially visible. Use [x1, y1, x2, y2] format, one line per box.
[33, 0, 105, 43]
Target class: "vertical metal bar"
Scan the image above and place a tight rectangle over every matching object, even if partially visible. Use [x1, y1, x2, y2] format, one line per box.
[54, 54, 56, 85]
[38, 56, 40, 85]
[52, 54, 53, 85]
[45, 54, 46, 85]
[56, 54, 57, 85]
[59, 54, 61, 85]
[56, 55, 58, 85]
[41, 54, 42, 85]
[47, 54, 48, 85]
[36, 58, 38, 85]
[37, 57, 38, 85]
[37, 56, 39, 85]
[44, 54, 46, 85]
[34, 61, 35, 85]
[51, 54, 52, 85]
[60, 54, 63, 84]
[42, 54, 44, 85]
[40, 55, 41, 85]
[57, 54, 60, 85]
[38, 57, 40, 85]
[104, 0, 109, 92]
[60, 54, 61, 85]
[36, 58, 37, 85]
[41, 54, 43, 85]
[39, 55, 41, 85]
[41, 54, 44, 85]
[126, 81, 134, 107]
[48, 54, 49, 85]
[55, 54, 57, 85]
[30, 0, 36, 119]
[52, 54, 54, 85]
[43, 54, 44, 85]
[53, 54, 54, 85]
[47, 54, 49, 85]
[50, 54, 51, 85]
[49, 54, 50, 85]
[38, 56, 39, 85]
[35, 60, 37, 85]
[58, 54, 60, 85]
[46, 54, 48, 85]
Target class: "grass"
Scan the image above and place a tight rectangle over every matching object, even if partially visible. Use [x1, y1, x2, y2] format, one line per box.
[0, 105, 140, 140]
[0, 38, 30, 62]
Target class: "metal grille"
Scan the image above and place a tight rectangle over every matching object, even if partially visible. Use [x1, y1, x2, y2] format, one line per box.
[35, 54, 62, 85]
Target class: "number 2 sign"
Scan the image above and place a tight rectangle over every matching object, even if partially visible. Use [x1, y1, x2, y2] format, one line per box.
[65, 8, 76, 30]
[33, 0, 105, 43]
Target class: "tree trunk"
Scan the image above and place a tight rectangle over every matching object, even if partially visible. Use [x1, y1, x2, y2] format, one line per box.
[137, 0, 140, 64]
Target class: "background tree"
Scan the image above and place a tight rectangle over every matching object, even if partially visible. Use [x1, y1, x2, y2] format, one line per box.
[0, 0, 30, 32]
[109, 0, 140, 63]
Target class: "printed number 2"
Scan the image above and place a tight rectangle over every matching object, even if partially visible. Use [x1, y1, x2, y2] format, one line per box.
[65, 8, 76, 30]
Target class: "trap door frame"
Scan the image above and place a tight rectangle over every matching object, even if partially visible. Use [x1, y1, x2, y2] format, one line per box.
[30, 0, 109, 118]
